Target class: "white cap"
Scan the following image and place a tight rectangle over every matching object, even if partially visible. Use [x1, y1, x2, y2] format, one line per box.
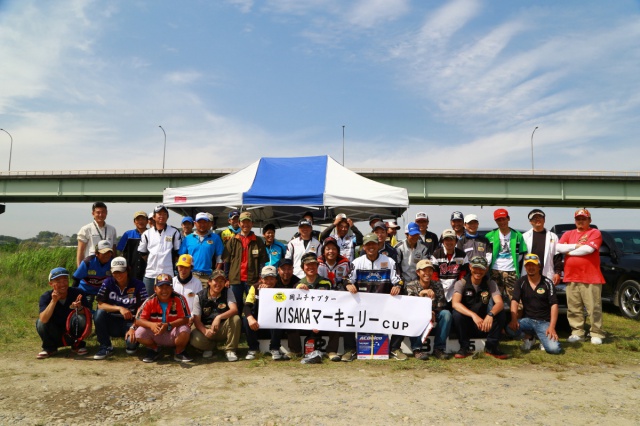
[415, 212, 428, 220]
[111, 257, 127, 272]
[195, 212, 211, 222]
[464, 214, 479, 223]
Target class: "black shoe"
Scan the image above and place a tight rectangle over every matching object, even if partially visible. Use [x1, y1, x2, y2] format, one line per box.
[454, 348, 475, 359]
[433, 348, 451, 360]
[143, 348, 160, 363]
[413, 350, 429, 360]
[484, 346, 509, 360]
[174, 351, 193, 363]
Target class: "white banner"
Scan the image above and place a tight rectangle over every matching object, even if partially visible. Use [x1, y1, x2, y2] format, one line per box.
[257, 288, 432, 337]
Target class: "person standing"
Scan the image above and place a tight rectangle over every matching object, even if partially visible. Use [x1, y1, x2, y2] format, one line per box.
[219, 210, 241, 244]
[117, 210, 148, 281]
[285, 218, 321, 279]
[414, 212, 439, 255]
[319, 214, 363, 262]
[76, 202, 117, 267]
[263, 223, 287, 268]
[450, 211, 465, 240]
[557, 209, 606, 345]
[395, 222, 430, 285]
[522, 209, 562, 285]
[180, 216, 195, 238]
[431, 229, 468, 303]
[456, 214, 491, 263]
[179, 212, 224, 287]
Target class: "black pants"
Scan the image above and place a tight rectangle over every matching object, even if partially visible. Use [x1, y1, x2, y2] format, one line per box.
[452, 309, 505, 351]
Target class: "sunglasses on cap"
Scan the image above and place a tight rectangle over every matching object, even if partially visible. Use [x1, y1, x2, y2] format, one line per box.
[524, 254, 539, 261]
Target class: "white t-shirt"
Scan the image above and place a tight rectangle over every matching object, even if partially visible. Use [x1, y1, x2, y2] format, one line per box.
[172, 275, 203, 313]
[493, 231, 515, 272]
[77, 221, 117, 258]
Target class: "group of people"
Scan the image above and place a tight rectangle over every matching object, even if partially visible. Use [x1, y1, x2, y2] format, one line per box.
[36, 201, 607, 363]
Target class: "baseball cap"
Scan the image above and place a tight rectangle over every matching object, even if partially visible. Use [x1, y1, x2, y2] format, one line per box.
[195, 212, 211, 222]
[239, 212, 252, 222]
[322, 236, 339, 250]
[464, 214, 479, 223]
[210, 270, 226, 281]
[372, 221, 386, 231]
[469, 256, 488, 270]
[279, 258, 293, 267]
[335, 213, 347, 221]
[416, 259, 435, 271]
[111, 257, 127, 272]
[407, 222, 420, 236]
[301, 252, 319, 266]
[228, 210, 240, 219]
[263, 223, 276, 233]
[49, 267, 70, 281]
[148, 212, 154, 219]
[298, 218, 312, 227]
[493, 208, 509, 220]
[96, 240, 113, 254]
[575, 208, 591, 218]
[385, 220, 400, 230]
[181, 216, 194, 224]
[441, 229, 456, 240]
[368, 214, 382, 223]
[155, 273, 173, 286]
[133, 210, 148, 219]
[154, 204, 168, 214]
[524, 253, 540, 265]
[415, 212, 429, 221]
[451, 211, 464, 221]
[362, 233, 379, 245]
[261, 265, 278, 278]
[528, 209, 545, 220]
[176, 254, 194, 268]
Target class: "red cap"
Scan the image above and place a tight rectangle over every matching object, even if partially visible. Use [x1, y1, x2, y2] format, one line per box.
[574, 208, 591, 218]
[493, 208, 509, 220]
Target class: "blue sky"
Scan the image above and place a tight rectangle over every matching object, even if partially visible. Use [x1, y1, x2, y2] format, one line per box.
[1, 0, 640, 239]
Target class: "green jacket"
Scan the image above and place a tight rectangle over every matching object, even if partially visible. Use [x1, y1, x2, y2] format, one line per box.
[485, 227, 528, 277]
[223, 232, 268, 285]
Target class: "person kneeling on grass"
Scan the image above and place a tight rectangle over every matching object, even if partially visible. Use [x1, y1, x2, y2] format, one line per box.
[244, 265, 290, 361]
[93, 257, 148, 360]
[189, 270, 242, 362]
[508, 254, 562, 354]
[134, 273, 193, 363]
[36, 267, 91, 359]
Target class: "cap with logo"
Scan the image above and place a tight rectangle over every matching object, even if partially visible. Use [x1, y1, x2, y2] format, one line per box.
[261, 265, 278, 278]
[493, 208, 509, 220]
[228, 210, 240, 219]
[300, 252, 319, 266]
[372, 221, 386, 231]
[195, 212, 211, 222]
[181, 216, 194, 224]
[134, 210, 148, 219]
[469, 256, 488, 270]
[415, 212, 429, 221]
[524, 253, 540, 265]
[575, 208, 591, 218]
[416, 259, 435, 271]
[451, 211, 464, 221]
[155, 273, 173, 286]
[362, 233, 379, 245]
[528, 209, 545, 221]
[464, 214, 478, 223]
[210, 270, 226, 281]
[335, 213, 347, 221]
[49, 267, 70, 281]
[239, 212, 252, 222]
[176, 254, 194, 268]
[407, 222, 420, 236]
[154, 204, 168, 214]
[385, 220, 400, 230]
[96, 240, 113, 254]
[441, 229, 456, 240]
[298, 218, 312, 227]
[111, 257, 128, 272]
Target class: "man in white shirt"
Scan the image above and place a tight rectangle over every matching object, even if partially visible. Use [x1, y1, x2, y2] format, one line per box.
[76, 202, 117, 267]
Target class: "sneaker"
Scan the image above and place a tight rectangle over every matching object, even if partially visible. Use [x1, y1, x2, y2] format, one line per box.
[245, 350, 257, 360]
[521, 338, 534, 351]
[202, 350, 214, 359]
[279, 351, 291, 361]
[341, 350, 357, 362]
[93, 346, 114, 360]
[432, 349, 451, 360]
[454, 348, 475, 359]
[567, 334, 584, 343]
[143, 348, 160, 363]
[270, 349, 284, 361]
[36, 349, 57, 359]
[390, 350, 408, 361]
[125, 342, 139, 355]
[74, 347, 88, 356]
[174, 351, 193, 363]
[328, 352, 341, 362]
[484, 347, 509, 360]
[591, 337, 603, 345]
[413, 350, 429, 360]
[226, 351, 238, 362]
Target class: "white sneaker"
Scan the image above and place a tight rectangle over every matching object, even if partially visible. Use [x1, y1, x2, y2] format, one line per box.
[202, 350, 214, 358]
[520, 338, 534, 351]
[591, 337, 603, 345]
[540, 343, 545, 351]
[245, 350, 257, 360]
[226, 351, 238, 362]
[567, 335, 583, 343]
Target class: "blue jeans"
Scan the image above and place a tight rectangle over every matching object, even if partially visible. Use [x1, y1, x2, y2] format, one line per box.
[93, 309, 137, 350]
[143, 277, 156, 298]
[243, 317, 284, 351]
[519, 317, 562, 354]
[410, 310, 452, 351]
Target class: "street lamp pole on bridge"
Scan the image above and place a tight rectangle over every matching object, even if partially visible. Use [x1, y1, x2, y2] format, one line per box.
[0, 128, 13, 172]
[531, 126, 538, 173]
[159, 125, 166, 172]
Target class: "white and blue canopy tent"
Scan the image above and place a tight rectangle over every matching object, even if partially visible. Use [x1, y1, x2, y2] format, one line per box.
[162, 155, 408, 229]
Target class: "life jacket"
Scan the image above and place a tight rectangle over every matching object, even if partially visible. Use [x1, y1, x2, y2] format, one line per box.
[461, 277, 491, 317]
[197, 287, 231, 325]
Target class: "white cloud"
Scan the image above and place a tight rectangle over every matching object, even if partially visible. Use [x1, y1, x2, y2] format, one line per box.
[227, 0, 254, 14]
[348, 0, 409, 28]
[164, 71, 203, 85]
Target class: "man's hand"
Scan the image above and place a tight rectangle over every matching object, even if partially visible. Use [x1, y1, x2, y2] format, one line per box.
[480, 315, 493, 333]
[225, 280, 230, 288]
[125, 328, 137, 344]
[298, 284, 309, 291]
[345, 284, 358, 294]
[553, 273, 561, 285]
[247, 316, 259, 331]
[546, 326, 559, 341]
[419, 289, 435, 299]
[51, 290, 62, 304]
[508, 318, 519, 332]
[69, 294, 83, 310]
[119, 306, 133, 320]
[390, 286, 401, 296]
[211, 317, 221, 333]
[472, 313, 484, 330]
[152, 322, 167, 335]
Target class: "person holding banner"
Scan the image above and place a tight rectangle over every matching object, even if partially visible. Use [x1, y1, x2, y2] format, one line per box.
[406, 259, 451, 360]
[451, 256, 508, 360]
[346, 233, 406, 361]
[277, 259, 300, 289]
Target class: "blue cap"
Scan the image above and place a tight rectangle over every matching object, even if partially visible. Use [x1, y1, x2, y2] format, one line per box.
[181, 216, 194, 224]
[49, 267, 70, 281]
[228, 210, 240, 219]
[407, 222, 420, 236]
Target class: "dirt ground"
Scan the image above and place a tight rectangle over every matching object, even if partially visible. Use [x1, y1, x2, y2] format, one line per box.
[0, 349, 639, 426]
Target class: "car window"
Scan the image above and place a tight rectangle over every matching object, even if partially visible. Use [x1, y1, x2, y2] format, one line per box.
[608, 232, 640, 254]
